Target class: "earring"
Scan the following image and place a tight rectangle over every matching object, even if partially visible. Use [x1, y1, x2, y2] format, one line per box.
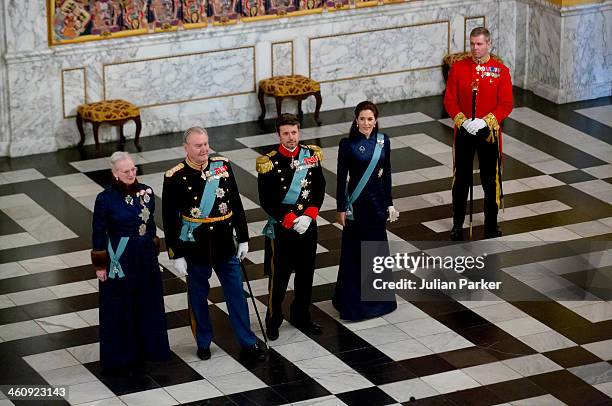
[115, 176, 119, 181]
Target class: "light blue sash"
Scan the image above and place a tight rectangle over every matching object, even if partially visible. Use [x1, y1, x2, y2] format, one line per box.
[346, 133, 384, 221]
[262, 148, 311, 239]
[180, 161, 224, 242]
[108, 237, 129, 279]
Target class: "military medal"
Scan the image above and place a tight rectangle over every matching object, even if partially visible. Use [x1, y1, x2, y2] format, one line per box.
[376, 139, 385, 148]
[190, 207, 202, 218]
[301, 189, 310, 199]
[125, 195, 133, 205]
[215, 187, 225, 198]
[218, 202, 228, 215]
[300, 179, 309, 188]
[139, 206, 150, 223]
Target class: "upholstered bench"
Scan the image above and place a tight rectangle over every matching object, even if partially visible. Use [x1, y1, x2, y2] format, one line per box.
[76, 99, 142, 150]
[258, 75, 322, 125]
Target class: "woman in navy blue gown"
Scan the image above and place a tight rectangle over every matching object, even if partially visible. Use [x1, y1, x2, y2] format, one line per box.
[333, 101, 399, 320]
[91, 151, 170, 375]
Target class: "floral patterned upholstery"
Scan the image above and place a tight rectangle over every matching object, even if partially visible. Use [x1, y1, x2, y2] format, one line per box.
[77, 99, 140, 122]
[259, 75, 320, 97]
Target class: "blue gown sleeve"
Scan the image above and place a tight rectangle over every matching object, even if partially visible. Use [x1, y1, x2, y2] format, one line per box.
[383, 135, 393, 207]
[336, 138, 350, 212]
[92, 192, 109, 251]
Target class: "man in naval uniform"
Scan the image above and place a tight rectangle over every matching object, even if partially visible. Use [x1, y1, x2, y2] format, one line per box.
[162, 126, 264, 361]
[257, 114, 326, 340]
[444, 27, 513, 240]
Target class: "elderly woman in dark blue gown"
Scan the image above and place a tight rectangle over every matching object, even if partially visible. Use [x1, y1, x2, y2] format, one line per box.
[333, 101, 399, 320]
[91, 151, 170, 375]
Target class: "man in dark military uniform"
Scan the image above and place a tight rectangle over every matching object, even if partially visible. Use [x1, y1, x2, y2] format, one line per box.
[162, 126, 264, 361]
[444, 27, 513, 240]
[257, 114, 325, 340]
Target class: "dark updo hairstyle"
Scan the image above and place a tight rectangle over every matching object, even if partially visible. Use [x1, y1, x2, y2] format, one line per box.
[349, 100, 379, 138]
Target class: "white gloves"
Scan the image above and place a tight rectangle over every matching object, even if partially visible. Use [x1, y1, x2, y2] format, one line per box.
[237, 242, 249, 260]
[387, 206, 399, 222]
[293, 215, 313, 234]
[173, 257, 188, 277]
[464, 118, 487, 135]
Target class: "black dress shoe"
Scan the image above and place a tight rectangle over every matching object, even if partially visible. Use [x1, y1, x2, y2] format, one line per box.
[450, 226, 464, 241]
[484, 227, 502, 239]
[240, 343, 266, 361]
[290, 320, 323, 335]
[266, 326, 279, 341]
[197, 347, 211, 360]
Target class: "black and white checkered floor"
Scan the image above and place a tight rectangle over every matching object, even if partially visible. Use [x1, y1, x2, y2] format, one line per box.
[0, 89, 611, 405]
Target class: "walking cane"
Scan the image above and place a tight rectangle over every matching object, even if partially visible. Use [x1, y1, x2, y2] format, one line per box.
[470, 80, 478, 240]
[239, 260, 269, 349]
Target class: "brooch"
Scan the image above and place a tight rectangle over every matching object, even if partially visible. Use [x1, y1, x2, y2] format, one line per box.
[359, 145, 366, 153]
[125, 195, 133, 205]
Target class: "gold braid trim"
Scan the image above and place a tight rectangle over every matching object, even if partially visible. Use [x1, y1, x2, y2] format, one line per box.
[306, 144, 323, 161]
[483, 113, 500, 143]
[256, 155, 274, 174]
[453, 112, 467, 128]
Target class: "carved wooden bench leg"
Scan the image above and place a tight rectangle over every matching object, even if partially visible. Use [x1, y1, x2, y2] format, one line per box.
[76, 114, 86, 148]
[314, 91, 322, 126]
[258, 88, 266, 122]
[134, 116, 142, 151]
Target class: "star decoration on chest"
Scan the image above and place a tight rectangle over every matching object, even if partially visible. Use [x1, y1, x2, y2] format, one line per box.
[300, 178, 309, 188]
[215, 187, 225, 198]
[301, 189, 310, 199]
[218, 202, 228, 215]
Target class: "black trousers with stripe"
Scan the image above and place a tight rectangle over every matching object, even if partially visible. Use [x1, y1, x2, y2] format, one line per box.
[264, 222, 317, 330]
[452, 126, 501, 232]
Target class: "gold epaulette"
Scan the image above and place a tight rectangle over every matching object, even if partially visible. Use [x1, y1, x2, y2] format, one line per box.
[165, 162, 184, 178]
[305, 144, 323, 161]
[490, 53, 504, 65]
[256, 153, 274, 174]
[210, 156, 229, 162]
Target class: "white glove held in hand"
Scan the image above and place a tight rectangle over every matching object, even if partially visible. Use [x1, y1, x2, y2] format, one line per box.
[387, 206, 399, 222]
[173, 257, 188, 277]
[461, 118, 472, 133]
[293, 215, 313, 234]
[465, 118, 487, 135]
[237, 242, 249, 260]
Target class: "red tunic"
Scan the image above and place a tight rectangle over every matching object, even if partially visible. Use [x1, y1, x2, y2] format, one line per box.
[443, 56, 513, 123]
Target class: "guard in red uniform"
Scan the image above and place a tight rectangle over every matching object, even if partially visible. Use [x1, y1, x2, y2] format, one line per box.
[443, 27, 513, 240]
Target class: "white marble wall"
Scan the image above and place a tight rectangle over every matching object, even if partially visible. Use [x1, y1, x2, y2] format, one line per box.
[62, 68, 87, 118]
[520, 0, 612, 103]
[272, 41, 293, 76]
[0, 0, 609, 156]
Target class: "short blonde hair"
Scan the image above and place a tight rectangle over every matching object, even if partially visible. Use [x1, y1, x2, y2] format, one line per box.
[109, 151, 133, 170]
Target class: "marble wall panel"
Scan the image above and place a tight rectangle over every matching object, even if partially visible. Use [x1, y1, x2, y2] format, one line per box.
[514, 0, 529, 88]
[272, 41, 293, 77]
[528, 3, 562, 93]
[62, 68, 87, 118]
[309, 21, 450, 83]
[559, 7, 610, 103]
[464, 16, 485, 52]
[103, 46, 256, 107]
[7, 61, 57, 156]
[4, 0, 49, 53]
